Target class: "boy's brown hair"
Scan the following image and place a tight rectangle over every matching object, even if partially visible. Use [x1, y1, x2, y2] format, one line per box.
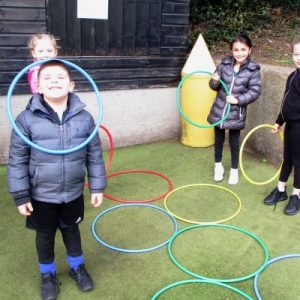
[37, 60, 72, 80]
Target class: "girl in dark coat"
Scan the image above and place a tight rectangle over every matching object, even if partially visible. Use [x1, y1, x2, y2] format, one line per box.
[263, 41, 300, 215]
[207, 33, 262, 184]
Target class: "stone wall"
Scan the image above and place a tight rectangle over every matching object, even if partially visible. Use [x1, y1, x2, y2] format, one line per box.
[0, 87, 181, 163]
[244, 64, 293, 164]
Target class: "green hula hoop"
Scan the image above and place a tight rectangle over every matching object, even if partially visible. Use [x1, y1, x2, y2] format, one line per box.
[163, 183, 241, 224]
[239, 124, 284, 185]
[151, 279, 254, 300]
[176, 70, 231, 128]
[168, 223, 269, 283]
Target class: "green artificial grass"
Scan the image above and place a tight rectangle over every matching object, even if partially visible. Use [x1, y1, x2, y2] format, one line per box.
[1, 139, 300, 299]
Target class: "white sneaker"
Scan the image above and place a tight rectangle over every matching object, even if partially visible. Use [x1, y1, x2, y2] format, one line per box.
[228, 168, 239, 185]
[214, 163, 224, 182]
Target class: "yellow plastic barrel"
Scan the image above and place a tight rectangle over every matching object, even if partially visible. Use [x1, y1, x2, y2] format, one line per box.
[180, 72, 216, 147]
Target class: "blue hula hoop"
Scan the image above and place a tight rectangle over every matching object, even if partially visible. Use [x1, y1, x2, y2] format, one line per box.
[92, 203, 178, 253]
[151, 279, 254, 300]
[254, 254, 300, 300]
[6, 58, 103, 155]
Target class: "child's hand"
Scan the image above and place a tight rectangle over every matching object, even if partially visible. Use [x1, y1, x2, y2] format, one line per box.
[272, 123, 281, 133]
[91, 193, 103, 208]
[18, 202, 33, 216]
[211, 72, 220, 82]
[226, 95, 238, 104]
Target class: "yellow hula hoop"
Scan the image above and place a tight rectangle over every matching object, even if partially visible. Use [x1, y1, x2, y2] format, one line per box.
[239, 124, 284, 186]
[163, 183, 241, 224]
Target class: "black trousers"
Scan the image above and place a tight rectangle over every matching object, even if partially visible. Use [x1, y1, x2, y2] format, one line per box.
[27, 195, 84, 264]
[279, 124, 300, 188]
[36, 225, 83, 264]
[214, 127, 240, 169]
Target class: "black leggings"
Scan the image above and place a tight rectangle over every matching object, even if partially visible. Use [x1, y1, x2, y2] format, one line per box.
[214, 127, 240, 169]
[279, 124, 300, 188]
[36, 225, 82, 264]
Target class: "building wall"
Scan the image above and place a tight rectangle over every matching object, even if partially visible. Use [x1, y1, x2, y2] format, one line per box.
[0, 87, 180, 163]
[0, 63, 294, 165]
[0, 0, 46, 59]
[0, 0, 190, 95]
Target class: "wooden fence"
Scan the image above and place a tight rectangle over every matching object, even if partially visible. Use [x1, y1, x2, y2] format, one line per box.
[0, 0, 190, 95]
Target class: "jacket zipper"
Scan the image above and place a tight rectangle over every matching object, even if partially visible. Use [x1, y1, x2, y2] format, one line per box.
[280, 71, 297, 122]
[60, 124, 65, 201]
[220, 73, 236, 129]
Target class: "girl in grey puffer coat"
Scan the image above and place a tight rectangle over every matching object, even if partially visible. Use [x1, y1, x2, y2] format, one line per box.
[207, 33, 262, 185]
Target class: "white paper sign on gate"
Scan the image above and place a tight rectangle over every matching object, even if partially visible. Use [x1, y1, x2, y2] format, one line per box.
[77, 0, 109, 20]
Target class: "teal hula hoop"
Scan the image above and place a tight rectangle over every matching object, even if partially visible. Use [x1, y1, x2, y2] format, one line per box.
[168, 223, 269, 283]
[151, 279, 254, 300]
[6, 58, 103, 155]
[92, 203, 178, 253]
[176, 70, 231, 128]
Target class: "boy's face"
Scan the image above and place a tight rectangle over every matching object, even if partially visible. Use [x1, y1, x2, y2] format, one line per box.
[293, 44, 300, 68]
[32, 39, 57, 61]
[38, 65, 75, 104]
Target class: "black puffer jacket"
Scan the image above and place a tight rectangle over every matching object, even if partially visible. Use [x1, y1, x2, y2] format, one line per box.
[276, 68, 300, 127]
[207, 56, 262, 130]
[7, 93, 107, 206]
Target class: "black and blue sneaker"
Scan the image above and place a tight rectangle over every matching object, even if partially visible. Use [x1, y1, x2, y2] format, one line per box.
[41, 273, 61, 300]
[69, 264, 94, 292]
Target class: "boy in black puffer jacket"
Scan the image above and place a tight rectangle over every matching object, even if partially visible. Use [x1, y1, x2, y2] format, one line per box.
[7, 60, 107, 300]
[208, 33, 262, 185]
[263, 41, 300, 215]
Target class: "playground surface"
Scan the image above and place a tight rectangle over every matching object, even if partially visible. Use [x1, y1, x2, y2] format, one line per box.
[1, 139, 300, 299]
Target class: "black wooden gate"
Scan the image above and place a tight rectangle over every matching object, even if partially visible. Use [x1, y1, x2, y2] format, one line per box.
[0, 0, 189, 94]
[47, 0, 165, 56]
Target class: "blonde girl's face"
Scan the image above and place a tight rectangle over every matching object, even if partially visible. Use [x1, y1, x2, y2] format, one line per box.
[293, 44, 300, 68]
[232, 41, 252, 65]
[31, 38, 57, 61]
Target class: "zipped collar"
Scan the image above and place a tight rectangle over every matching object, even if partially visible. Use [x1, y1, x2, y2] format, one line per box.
[221, 56, 260, 72]
[27, 93, 86, 123]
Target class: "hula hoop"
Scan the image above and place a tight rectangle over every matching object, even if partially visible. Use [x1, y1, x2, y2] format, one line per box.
[151, 279, 254, 300]
[239, 124, 284, 185]
[92, 203, 178, 253]
[164, 183, 241, 224]
[99, 125, 114, 171]
[176, 70, 231, 128]
[6, 58, 103, 154]
[168, 223, 269, 283]
[254, 254, 300, 300]
[84, 124, 114, 187]
[104, 169, 173, 203]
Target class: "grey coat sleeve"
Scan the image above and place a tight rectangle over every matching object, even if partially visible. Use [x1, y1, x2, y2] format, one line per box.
[7, 113, 31, 206]
[237, 69, 262, 106]
[86, 116, 107, 193]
